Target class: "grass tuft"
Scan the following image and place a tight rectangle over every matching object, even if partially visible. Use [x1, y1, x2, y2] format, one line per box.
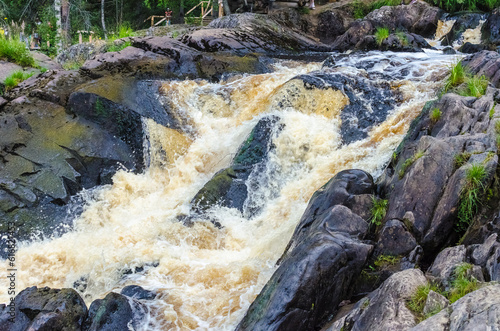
[466, 75, 488, 98]
[456, 163, 486, 232]
[399, 150, 424, 179]
[430, 108, 442, 123]
[0, 36, 36, 67]
[107, 41, 132, 53]
[4, 71, 34, 90]
[454, 152, 471, 169]
[407, 283, 443, 322]
[373, 255, 400, 268]
[448, 263, 480, 303]
[375, 27, 390, 46]
[370, 197, 388, 226]
[444, 61, 466, 93]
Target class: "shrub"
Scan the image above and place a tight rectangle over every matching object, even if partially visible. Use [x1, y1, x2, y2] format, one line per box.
[118, 24, 134, 38]
[0, 36, 36, 67]
[375, 27, 390, 46]
[4, 71, 34, 90]
[395, 30, 409, 46]
[456, 163, 486, 232]
[430, 108, 442, 123]
[370, 197, 388, 226]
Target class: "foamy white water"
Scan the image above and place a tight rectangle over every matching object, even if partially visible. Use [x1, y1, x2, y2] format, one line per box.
[1, 51, 459, 330]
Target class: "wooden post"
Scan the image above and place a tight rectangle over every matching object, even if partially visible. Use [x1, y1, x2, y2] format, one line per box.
[89, 33, 92, 43]
[219, 0, 223, 17]
[79, 31, 82, 44]
[151, 16, 154, 27]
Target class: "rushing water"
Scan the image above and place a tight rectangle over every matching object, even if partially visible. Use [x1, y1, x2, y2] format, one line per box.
[1, 50, 460, 330]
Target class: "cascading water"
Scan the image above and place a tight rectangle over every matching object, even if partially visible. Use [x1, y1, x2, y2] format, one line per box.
[1, 51, 459, 330]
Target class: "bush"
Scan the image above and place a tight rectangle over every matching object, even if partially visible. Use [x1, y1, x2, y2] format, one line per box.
[4, 71, 34, 90]
[430, 108, 442, 123]
[0, 37, 36, 67]
[375, 27, 390, 46]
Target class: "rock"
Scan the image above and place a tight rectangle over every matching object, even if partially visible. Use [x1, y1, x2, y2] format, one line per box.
[0, 286, 87, 331]
[401, 245, 424, 270]
[427, 246, 466, 287]
[191, 115, 282, 215]
[461, 51, 500, 88]
[441, 13, 483, 47]
[459, 42, 488, 54]
[375, 219, 417, 256]
[482, 8, 500, 46]
[411, 285, 500, 331]
[442, 46, 456, 54]
[471, 233, 499, 267]
[0, 61, 23, 82]
[422, 290, 449, 316]
[56, 41, 108, 66]
[31, 52, 63, 70]
[355, 32, 432, 52]
[317, 9, 354, 44]
[326, 269, 428, 331]
[83, 292, 147, 331]
[486, 246, 500, 281]
[365, 1, 443, 38]
[120, 285, 156, 300]
[332, 20, 374, 52]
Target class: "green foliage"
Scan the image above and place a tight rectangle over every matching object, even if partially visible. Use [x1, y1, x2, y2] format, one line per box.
[4, 70, 33, 90]
[430, 108, 442, 123]
[425, 0, 500, 12]
[395, 30, 409, 46]
[370, 197, 388, 226]
[466, 75, 488, 98]
[107, 41, 131, 52]
[490, 103, 496, 119]
[457, 163, 487, 232]
[0, 36, 35, 67]
[297, 7, 310, 14]
[373, 255, 400, 268]
[118, 24, 134, 38]
[375, 27, 390, 46]
[36, 5, 59, 57]
[399, 150, 424, 179]
[454, 152, 471, 169]
[352, 0, 368, 19]
[371, 0, 401, 11]
[62, 59, 85, 71]
[184, 15, 202, 25]
[444, 61, 466, 93]
[407, 283, 443, 322]
[448, 263, 480, 303]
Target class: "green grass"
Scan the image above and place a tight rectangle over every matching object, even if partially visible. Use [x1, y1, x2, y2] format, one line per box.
[395, 30, 409, 46]
[456, 163, 487, 232]
[352, 0, 369, 19]
[62, 59, 85, 71]
[454, 152, 471, 169]
[107, 41, 132, 53]
[4, 71, 34, 90]
[430, 108, 442, 123]
[444, 61, 466, 93]
[296, 6, 310, 14]
[490, 103, 496, 119]
[448, 263, 480, 303]
[407, 283, 444, 322]
[118, 24, 134, 38]
[466, 75, 488, 98]
[373, 255, 400, 268]
[426, 0, 500, 12]
[375, 27, 390, 46]
[0, 36, 36, 67]
[399, 150, 424, 179]
[370, 197, 388, 226]
[371, 0, 400, 10]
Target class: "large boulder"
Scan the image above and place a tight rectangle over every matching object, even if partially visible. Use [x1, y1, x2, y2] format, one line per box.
[411, 285, 500, 331]
[316, 9, 354, 44]
[482, 8, 500, 46]
[461, 51, 500, 88]
[0, 286, 87, 331]
[83, 292, 147, 331]
[325, 269, 428, 331]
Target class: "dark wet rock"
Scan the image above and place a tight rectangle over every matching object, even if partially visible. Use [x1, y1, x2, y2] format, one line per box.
[471, 233, 500, 267]
[0, 286, 87, 331]
[83, 292, 147, 331]
[459, 42, 487, 54]
[365, 1, 443, 38]
[411, 285, 500, 331]
[355, 32, 431, 52]
[332, 20, 374, 52]
[120, 285, 156, 300]
[191, 115, 282, 215]
[482, 8, 500, 46]
[375, 219, 417, 257]
[441, 13, 483, 47]
[400, 245, 424, 270]
[486, 245, 500, 281]
[183, 13, 330, 55]
[461, 51, 500, 88]
[326, 269, 427, 331]
[316, 9, 354, 44]
[290, 72, 398, 144]
[442, 46, 456, 54]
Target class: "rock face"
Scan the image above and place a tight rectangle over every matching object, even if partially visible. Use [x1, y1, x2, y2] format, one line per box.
[354, 32, 431, 52]
[411, 285, 500, 331]
[236, 170, 374, 331]
[191, 115, 282, 215]
[0, 286, 87, 331]
[482, 8, 500, 47]
[461, 51, 500, 88]
[316, 9, 354, 44]
[326, 269, 428, 331]
[83, 292, 147, 331]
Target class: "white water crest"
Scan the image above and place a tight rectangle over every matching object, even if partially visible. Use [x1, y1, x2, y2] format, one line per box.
[1, 51, 459, 330]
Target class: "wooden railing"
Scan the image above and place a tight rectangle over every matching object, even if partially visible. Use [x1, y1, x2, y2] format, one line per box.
[186, 0, 214, 21]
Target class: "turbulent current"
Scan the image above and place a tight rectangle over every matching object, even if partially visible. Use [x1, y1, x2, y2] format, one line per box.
[1, 50, 459, 330]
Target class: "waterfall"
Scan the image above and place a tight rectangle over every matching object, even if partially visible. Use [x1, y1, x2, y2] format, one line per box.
[1, 51, 459, 330]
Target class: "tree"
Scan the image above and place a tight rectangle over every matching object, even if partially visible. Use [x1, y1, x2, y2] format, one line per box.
[101, 0, 106, 39]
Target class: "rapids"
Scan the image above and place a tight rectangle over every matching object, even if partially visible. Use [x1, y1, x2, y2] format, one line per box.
[1, 51, 460, 330]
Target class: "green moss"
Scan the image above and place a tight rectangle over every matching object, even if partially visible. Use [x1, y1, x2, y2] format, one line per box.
[370, 196, 388, 226]
[62, 59, 85, 70]
[399, 150, 424, 179]
[192, 168, 236, 210]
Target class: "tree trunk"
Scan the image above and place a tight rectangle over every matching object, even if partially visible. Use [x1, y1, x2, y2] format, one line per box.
[54, 0, 62, 50]
[101, 0, 107, 39]
[180, 0, 185, 17]
[61, 0, 70, 47]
